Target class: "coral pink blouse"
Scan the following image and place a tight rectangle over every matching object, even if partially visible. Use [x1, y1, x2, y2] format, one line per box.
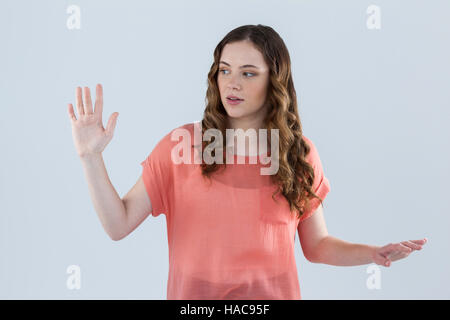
[140, 122, 330, 299]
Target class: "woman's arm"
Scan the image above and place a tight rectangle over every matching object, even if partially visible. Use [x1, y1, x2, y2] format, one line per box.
[80, 153, 129, 240]
[308, 236, 379, 266]
[311, 236, 427, 267]
[68, 84, 152, 241]
[298, 205, 427, 266]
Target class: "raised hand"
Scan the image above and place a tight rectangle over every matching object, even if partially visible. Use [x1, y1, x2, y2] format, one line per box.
[372, 238, 428, 267]
[68, 84, 119, 158]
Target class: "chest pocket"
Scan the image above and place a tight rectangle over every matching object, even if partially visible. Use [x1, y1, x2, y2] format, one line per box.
[258, 184, 296, 225]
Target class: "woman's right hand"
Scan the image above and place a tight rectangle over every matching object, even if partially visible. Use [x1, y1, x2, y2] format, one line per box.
[68, 84, 119, 159]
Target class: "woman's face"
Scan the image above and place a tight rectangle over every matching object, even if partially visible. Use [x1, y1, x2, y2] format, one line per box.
[217, 40, 270, 130]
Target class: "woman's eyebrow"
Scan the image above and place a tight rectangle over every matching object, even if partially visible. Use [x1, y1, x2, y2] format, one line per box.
[219, 61, 260, 69]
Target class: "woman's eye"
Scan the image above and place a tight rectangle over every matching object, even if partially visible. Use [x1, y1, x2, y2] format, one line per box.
[219, 69, 255, 77]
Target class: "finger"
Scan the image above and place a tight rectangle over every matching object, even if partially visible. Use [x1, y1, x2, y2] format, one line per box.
[374, 253, 391, 267]
[410, 238, 427, 245]
[383, 244, 410, 257]
[397, 243, 413, 253]
[388, 249, 410, 258]
[379, 243, 396, 256]
[105, 112, 119, 136]
[402, 241, 422, 250]
[387, 254, 403, 262]
[84, 87, 94, 114]
[94, 84, 103, 118]
[68, 103, 77, 122]
[76, 87, 84, 116]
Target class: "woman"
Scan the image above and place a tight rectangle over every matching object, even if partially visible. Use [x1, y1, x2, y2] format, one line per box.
[67, 24, 427, 300]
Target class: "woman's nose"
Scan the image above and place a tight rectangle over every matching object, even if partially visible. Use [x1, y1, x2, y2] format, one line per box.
[226, 73, 242, 90]
[227, 79, 241, 90]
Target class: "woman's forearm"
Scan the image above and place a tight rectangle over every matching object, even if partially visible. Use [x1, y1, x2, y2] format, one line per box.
[312, 235, 380, 266]
[80, 153, 128, 240]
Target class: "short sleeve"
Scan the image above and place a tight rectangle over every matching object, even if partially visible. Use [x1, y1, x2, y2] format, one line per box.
[298, 136, 331, 223]
[140, 130, 174, 218]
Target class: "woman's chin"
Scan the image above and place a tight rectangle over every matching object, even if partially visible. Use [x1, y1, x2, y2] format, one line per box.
[226, 113, 246, 120]
[224, 107, 246, 117]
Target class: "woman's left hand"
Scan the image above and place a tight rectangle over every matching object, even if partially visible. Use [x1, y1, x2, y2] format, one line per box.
[372, 238, 427, 267]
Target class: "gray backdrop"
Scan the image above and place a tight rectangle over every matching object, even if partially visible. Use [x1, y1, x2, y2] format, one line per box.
[1, 0, 449, 299]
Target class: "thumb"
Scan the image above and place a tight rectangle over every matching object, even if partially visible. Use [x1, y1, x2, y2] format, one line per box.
[106, 112, 119, 136]
[374, 251, 391, 267]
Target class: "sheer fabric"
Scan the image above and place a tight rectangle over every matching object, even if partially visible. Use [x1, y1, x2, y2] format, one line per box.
[140, 122, 330, 299]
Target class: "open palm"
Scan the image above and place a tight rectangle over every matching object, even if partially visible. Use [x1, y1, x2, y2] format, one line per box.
[68, 84, 119, 158]
[372, 238, 427, 267]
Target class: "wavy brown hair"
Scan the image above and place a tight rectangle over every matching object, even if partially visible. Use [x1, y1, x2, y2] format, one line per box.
[196, 24, 325, 220]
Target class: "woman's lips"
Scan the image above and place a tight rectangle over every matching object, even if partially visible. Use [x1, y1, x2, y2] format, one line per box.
[226, 97, 244, 105]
